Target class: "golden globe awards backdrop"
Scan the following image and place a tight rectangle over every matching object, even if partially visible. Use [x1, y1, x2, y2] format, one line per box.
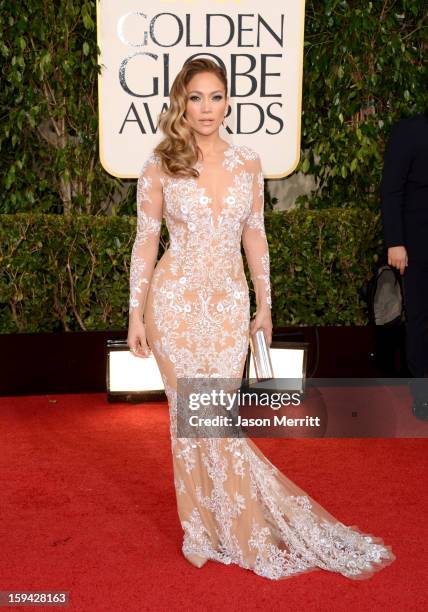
[96, 1, 306, 178]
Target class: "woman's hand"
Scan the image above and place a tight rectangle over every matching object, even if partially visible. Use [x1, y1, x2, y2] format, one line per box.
[127, 313, 152, 358]
[249, 307, 273, 346]
[388, 246, 408, 275]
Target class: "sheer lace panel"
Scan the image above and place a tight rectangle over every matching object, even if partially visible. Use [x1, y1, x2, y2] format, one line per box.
[129, 153, 163, 316]
[242, 153, 272, 310]
[128, 143, 395, 581]
[129, 144, 272, 318]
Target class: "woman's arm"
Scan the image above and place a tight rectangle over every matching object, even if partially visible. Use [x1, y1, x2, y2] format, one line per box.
[129, 154, 163, 321]
[242, 152, 272, 344]
[242, 152, 272, 311]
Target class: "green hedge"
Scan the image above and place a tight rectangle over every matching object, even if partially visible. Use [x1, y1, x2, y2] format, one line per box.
[0, 211, 382, 333]
[1, 1, 426, 215]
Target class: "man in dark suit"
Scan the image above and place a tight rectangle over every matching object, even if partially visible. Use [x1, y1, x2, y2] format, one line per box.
[380, 111, 428, 420]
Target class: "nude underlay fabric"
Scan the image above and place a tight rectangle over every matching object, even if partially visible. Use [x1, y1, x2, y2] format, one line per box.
[128, 143, 395, 580]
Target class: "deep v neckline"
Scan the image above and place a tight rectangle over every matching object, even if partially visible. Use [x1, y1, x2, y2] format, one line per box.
[195, 143, 235, 230]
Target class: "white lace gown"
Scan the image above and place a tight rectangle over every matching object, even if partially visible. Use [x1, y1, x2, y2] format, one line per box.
[128, 143, 395, 580]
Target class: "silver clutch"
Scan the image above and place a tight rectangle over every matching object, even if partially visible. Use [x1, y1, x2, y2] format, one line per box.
[249, 328, 274, 381]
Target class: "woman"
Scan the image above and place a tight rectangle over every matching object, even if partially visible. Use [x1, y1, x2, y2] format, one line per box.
[127, 58, 395, 580]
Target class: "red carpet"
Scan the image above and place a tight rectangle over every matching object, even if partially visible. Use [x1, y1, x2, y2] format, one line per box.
[0, 393, 426, 611]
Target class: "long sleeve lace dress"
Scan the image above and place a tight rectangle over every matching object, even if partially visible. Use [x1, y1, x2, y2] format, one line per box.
[128, 143, 395, 580]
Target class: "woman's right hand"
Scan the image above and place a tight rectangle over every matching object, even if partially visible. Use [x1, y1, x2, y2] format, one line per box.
[127, 314, 152, 358]
[388, 246, 408, 275]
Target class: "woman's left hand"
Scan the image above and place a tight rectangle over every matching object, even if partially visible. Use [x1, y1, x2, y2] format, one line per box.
[249, 307, 273, 346]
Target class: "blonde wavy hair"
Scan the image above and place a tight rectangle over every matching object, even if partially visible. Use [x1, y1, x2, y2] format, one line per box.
[153, 58, 228, 178]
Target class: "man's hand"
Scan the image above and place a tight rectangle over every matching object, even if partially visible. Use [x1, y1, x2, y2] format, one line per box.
[388, 246, 408, 275]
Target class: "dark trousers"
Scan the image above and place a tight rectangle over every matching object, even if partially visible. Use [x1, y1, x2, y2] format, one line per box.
[403, 260, 428, 398]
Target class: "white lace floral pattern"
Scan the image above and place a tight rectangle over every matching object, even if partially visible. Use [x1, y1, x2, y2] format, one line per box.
[128, 143, 395, 581]
[129, 153, 163, 312]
